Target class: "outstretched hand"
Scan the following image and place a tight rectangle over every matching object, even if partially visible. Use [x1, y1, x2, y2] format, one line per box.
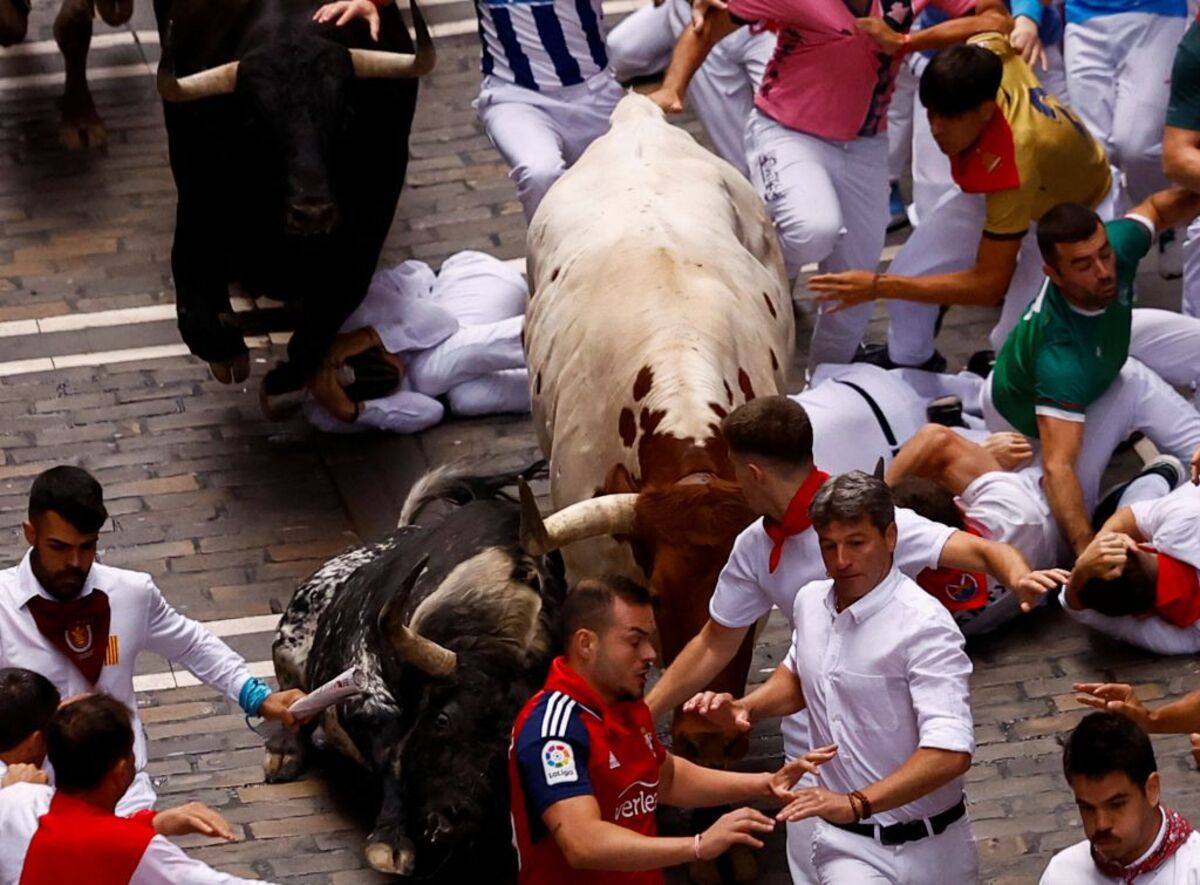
[682, 691, 752, 733]
[808, 271, 878, 313]
[766, 744, 838, 803]
[313, 0, 381, 42]
[1012, 568, 1070, 613]
[1073, 682, 1154, 731]
[982, 432, 1033, 470]
[153, 802, 237, 841]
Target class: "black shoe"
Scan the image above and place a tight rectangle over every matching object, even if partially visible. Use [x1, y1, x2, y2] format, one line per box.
[966, 349, 995, 378]
[927, 395, 965, 428]
[1091, 454, 1184, 530]
[853, 343, 947, 373]
[887, 180, 911, 233]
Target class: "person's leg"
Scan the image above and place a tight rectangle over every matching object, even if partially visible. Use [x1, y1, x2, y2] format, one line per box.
[885, 190, 986, 366]
[786, 817, 821, 885]
[890, 368, 985, 415]
[1130, 308, 1200, 409]
[990, 231, 1048, 351]
[888, 63, 917, 192]
[561, 73, 624, 166]
[1183, 216, 1200, 317]
[898, 818, 979, 885]
[432, 250, 528, 325]
[686, 27, 775, 176]
[407, 316, 527, 396]
[476, 81, 568, 222]
[605, 0, 676, 81]
[909, 89, 956, 226]
[1064, 18, 1118, 168]
[447, 368, 531, 416]
[1112, 13, 1186, 203]
[115, 771, 157, 815]
[811, 822, 895, 883]
[1040, 43, 1071, 106]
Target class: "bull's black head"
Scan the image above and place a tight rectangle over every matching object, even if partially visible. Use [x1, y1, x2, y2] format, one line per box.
[234, 39, 353, 236]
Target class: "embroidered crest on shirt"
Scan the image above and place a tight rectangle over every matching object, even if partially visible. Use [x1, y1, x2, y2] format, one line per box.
[542, 741, 578, 785]
[65, 622, 93, 654]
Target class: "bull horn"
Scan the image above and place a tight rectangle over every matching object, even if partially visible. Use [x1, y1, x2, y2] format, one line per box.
[393, 625, 458, 678]
[348, 0, 436, 79]
[157, 59, 239, 102]
[518, 479, 638, 556]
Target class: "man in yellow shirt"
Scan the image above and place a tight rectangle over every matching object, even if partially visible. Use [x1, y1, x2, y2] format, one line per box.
[811, 33, 1112, 369]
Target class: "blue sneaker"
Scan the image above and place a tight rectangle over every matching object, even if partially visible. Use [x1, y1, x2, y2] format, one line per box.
[888, 180, 909, 232]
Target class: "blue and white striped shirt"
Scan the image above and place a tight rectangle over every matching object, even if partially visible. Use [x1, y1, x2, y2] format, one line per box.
[476, 0, 608, 90]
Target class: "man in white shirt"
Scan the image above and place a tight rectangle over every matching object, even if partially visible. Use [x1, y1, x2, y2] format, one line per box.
[686, 472, 978, 883]
[1041, 712, 1200, 884]
[1062, 480, 1200, 655]
[0, 668, 57, 789]
[0, 466, 304, 814]
[14, 693, 275, 885]
[644, 395, 1063, 881]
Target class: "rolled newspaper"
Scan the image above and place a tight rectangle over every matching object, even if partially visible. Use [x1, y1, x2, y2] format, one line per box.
[287, 667, 368, 719]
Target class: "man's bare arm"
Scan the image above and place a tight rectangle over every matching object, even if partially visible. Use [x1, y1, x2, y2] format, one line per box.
[1037, 414, 1091, 556]
[1164, 126, 1200, 194]
[647, 619, 749, 719]
[1129, 185, 1200, 232]
[649, 9, 741, 112]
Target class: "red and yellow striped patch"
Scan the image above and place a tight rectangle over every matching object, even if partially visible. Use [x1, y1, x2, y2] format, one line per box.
[104, 635, 120, 667]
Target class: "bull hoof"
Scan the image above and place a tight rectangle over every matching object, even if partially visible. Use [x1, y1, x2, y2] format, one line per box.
[262, 748, 304, 784]
[728, 844, 757, 882]
[59, 118, 107, 150]
[365, 840, 416, 876]
[687, 859, 723, 885]
[209, 353, 250, 384]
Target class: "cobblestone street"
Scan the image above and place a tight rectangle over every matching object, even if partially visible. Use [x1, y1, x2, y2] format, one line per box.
[3, 3, 1200, 882]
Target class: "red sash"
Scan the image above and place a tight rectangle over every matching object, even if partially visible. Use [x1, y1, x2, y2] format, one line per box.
[915, 527, 988, 614]
[25, 590, 111, 684]
[762, 469, 831, 574]
[1092, 806, 1193, 883]
[1155, 553, 1200, 629]
[20, 792, 157, 885]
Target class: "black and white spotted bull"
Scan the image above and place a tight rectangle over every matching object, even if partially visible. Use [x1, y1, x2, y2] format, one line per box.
[264, 463, 571, 879]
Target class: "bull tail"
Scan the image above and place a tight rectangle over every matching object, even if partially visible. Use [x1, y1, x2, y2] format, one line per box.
[398, 460, 548, 527]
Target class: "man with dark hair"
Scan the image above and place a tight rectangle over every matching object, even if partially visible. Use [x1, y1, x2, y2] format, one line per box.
[1040, 713, 1200, 882]
[687, 472, 978, 882]
[0, 668, 59, 789]
[646, 396, 1063, 879]
[1061, 478, 1200, 655]
[0, 466, 306, 814]
[508, 574, 834, 882]
[811, 34, 1111, 370]
[12, 694, 271, 885]
[886, 423, 1069, 635]
[983, 187, 1200, 559]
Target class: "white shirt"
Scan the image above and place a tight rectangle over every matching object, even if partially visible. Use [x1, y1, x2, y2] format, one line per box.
[1040, 812, 1200, 884]
[0, 551, 255, 774]
[1059, 587, 1200, 655]
[786, 568, 975, 825]
[708, 507, 955, 630]
[1131, 482, 1200, 571]
[0, 783, 268, 885]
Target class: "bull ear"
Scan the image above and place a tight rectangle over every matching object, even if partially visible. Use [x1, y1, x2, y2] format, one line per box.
[872, 458, 885, 481]
[518, 479, 552, 557]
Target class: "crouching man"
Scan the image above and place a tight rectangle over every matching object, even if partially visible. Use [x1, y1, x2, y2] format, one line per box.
[508, 575, 835, 882]
[685, 472, 979, 883]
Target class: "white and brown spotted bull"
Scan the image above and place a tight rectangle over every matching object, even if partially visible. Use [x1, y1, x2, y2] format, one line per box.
[522, 92, 794, 765]
[263, 462, 566, 881]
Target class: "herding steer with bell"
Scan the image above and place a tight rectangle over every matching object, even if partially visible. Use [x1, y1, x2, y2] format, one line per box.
[263, 463, 642, 879]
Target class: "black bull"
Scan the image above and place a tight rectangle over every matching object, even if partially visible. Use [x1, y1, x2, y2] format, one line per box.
[153, 0, 433, 391]
[266, 465, 566, 880]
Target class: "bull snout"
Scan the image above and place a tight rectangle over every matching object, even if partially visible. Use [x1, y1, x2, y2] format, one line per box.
[671, 712, 750, 768]
[285, 196, 337, 235]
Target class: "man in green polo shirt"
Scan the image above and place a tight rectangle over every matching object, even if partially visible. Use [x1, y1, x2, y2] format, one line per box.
[1165, 16, 1200, 317]
[985, 188, 1200, 558]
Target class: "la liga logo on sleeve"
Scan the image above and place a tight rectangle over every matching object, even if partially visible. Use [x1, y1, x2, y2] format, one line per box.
[542, 740, 578, 785]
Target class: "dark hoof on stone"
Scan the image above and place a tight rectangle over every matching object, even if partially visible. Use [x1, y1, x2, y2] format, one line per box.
[209, 353, 250, 384]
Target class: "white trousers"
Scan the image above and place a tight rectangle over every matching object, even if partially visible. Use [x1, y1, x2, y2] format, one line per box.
[887, 63, 917, 185]
[475, 71, 625, 221]
[885, 189, 1048, 365]
[1065, 12, 1186, 204]
[115, 771, 157, 815]
[1130, 307, 1200, 410]
[1183, 217, 1200, 317]
[606, 0, 774, 176]
[745, 111, 891, 369]
[982, 358, 1200, 513]
[811, 817, 979, 884]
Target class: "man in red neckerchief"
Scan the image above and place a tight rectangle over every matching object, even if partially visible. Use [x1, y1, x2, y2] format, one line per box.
[508, 575, 834, 883]
[643, 395, 1066, 883]
[884, 423, 1071, 635]
[1040, 712, 1200, 883]
[19, 694, 273, 885]
[0, 466, 305, 815]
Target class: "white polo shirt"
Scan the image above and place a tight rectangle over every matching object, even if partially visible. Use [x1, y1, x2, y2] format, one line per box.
[1040, 812, 1200, 884]
[709, 507, 955, 630]
[0, 551, 256, 777]
[0, 782, 51, 884]
[786, 568, 975, 826]
[1131, 482, 1200, 570]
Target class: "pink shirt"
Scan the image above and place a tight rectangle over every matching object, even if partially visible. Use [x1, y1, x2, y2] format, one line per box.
[727, 0, 975, 141]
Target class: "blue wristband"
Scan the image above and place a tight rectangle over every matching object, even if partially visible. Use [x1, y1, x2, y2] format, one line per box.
[239, 678, 272, 717]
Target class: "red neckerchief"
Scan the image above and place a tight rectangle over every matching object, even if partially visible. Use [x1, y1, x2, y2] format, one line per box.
[762, 469, 830, 574]
[949, 111, 1021, 195]
[915, 525, 989, 614]
[20, 792, 157, 885]
[1155, 553, 1200, 629]
[25, 590, 111, 684]
[1092, 807, 1193, 883]
[543, 656, 654, 727]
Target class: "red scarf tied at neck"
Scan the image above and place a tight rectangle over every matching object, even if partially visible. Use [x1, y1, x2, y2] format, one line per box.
[763, 469, 830, 574]
[1092, 807, 1194, 884]
[26, 589, 111, 684]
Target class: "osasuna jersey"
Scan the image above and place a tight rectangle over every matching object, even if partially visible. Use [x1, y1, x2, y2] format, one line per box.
[509, 657, 666, 885]
[475, 0, 609, 90]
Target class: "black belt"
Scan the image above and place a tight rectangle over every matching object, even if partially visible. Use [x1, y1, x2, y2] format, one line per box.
[830, 797, 966, 846]
[833, 379, 900, 456]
